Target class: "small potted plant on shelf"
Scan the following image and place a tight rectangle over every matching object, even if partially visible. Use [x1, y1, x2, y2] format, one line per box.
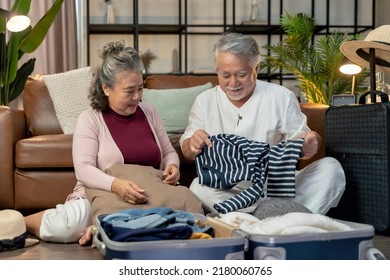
[141, 49, 157, 75]
[260, 12, 368, 105]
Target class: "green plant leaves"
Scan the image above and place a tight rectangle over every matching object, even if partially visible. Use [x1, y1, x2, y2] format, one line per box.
[11, 0, 31, 16]
[9, 58, 35, 102]
[260, 12, 368, 105]
[0, 33, 5, 86]
[20, 0, 64, 54]
[7, 31, 24, 84]
[0, 0, 64, 105]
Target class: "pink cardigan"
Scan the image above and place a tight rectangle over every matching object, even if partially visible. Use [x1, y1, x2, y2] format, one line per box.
[67, 102, 179, 201]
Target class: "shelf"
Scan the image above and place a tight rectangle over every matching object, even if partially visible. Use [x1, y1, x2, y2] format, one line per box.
[86, 0, 375, 75]
[138, 25, 186, 34]
[230, 25, 281, 35]
[89, 24, 186, 35]
[89, 24, 135, 34]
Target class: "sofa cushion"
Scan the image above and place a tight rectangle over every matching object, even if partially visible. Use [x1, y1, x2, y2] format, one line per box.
[43, 67, 92, 134]
[15, 134, 73, 168]
[23, 75, 63, 136]
[142, 83, 212, 133]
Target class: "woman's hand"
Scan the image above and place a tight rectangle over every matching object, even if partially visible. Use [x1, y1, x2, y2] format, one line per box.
[111, 178, 148, 204]
[162, 164, 180, 185]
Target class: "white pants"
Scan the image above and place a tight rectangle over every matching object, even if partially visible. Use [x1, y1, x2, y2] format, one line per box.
[190, 157, 346, 215]
[40, 198, 92, 243]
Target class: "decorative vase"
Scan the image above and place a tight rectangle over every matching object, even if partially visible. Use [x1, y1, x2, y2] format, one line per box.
[250, 0, 259, 21]
[105, 0, 115, 24]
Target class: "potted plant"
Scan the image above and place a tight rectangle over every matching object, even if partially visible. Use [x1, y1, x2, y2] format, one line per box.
[0, 0, 64, 106]
[260, 12, 368, 105]
[141, 49, 157, 74]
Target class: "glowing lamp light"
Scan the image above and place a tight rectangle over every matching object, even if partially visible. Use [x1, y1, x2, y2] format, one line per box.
[6, 15, 31, 32]
[0, 8, 31, 32]
[339, 61, 362, 95]
[339, 63, 362, 75]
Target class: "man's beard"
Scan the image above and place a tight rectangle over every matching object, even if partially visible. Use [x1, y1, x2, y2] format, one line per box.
[225, 86, 248, 101]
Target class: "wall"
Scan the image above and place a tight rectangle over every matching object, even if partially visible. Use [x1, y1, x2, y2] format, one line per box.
[376, 0, 390, 26]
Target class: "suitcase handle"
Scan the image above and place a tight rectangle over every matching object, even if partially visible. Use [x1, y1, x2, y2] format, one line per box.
[358, 90, 389, 104]
[92, 226, 106, 258]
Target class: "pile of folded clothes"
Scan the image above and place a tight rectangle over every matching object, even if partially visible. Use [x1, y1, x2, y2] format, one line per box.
[99, 207, 214, 242]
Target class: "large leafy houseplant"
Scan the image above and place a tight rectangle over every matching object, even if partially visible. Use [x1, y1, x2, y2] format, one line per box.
[260, 13, 368, 105]
[0, 0, 64, 105]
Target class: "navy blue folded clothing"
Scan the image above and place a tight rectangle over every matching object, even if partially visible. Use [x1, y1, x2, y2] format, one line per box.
[99, 207, 214, 242]
[110, 225, 194, 242]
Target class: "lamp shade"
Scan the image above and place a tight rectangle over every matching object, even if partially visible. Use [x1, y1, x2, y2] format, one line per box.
[6, 15, 31, 32]
[339, 63, 362, 75]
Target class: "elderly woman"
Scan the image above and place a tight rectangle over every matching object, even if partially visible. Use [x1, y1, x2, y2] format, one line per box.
[25, 40, 203, 245]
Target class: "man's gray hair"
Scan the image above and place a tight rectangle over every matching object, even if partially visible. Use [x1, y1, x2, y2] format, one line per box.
[213, 32, 261, 68]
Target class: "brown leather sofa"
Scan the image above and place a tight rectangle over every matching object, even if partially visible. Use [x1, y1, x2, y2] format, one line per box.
[0, 74, 328, 214]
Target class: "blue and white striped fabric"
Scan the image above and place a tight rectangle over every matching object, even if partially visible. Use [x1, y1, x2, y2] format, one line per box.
[195, 134, 304, 213]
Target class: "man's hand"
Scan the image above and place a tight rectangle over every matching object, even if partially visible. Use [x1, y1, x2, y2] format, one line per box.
[300, 131, 321, 160]
[111, 178, 148, 204]
[182, 129, 212, 160]
[189, 129, 212, 154]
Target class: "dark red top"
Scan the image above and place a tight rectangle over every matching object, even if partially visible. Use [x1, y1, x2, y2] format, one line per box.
[102, 106, 161, 168]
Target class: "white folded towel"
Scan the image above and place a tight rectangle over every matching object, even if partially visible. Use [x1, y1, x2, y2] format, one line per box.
[218, 212, 352, 235]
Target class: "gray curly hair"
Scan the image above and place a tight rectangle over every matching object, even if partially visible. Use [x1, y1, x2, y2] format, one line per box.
[89, 40, 144, 111]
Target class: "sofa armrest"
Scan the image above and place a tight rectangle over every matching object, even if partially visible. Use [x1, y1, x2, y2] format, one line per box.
[0, 106, 27, 209]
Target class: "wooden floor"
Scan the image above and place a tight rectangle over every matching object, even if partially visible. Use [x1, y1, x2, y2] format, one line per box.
[0, 234, 389, 260]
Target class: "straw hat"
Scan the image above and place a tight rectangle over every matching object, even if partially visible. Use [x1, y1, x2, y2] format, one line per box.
[340, 25, 390, 73]
[0, 210, 39, 252]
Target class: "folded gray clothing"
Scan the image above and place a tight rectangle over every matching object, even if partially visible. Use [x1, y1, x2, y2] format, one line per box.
[253, 198, 312, 220]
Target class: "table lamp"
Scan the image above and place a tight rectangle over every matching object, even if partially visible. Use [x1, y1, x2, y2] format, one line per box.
[339, 61, 362, 95]
[0, 8, 30, 32]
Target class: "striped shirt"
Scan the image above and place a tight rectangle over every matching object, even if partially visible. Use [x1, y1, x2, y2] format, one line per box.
[195, 134, 304, 213]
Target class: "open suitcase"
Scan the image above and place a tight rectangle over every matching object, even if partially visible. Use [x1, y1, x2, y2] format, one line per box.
[207, 213, 386, 260]
[245, 220, 384, 260]
[92, 209, 386, 260]
[325, 91, 390, 234]
[92, 212, 247, 260]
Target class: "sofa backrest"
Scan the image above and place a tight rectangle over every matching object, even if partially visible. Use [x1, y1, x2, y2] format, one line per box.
[144, 74, 219, 89]
[22, 74, 219, 137]
[23, 75, 63, 137]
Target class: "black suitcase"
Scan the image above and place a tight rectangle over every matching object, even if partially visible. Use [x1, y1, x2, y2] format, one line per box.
[325, 91, 390, 234]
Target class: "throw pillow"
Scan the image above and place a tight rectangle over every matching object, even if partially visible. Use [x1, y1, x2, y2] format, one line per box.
[142, 83, 212, 134]
[43, 67, 92, 134]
